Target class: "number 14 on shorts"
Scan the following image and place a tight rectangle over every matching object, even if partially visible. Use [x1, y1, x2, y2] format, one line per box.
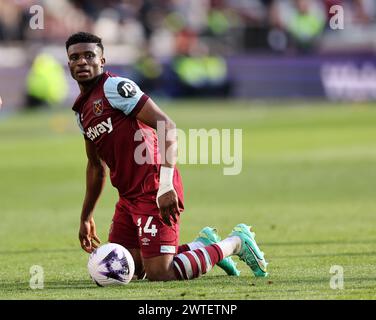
[137, 216, 158, 237]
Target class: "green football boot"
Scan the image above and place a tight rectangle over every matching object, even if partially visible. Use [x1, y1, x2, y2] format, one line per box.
[195, 227, 240, 276]
[230, 224, 268, 277]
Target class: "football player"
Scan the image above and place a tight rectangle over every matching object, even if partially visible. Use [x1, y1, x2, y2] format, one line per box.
[67, 32, 267, 281]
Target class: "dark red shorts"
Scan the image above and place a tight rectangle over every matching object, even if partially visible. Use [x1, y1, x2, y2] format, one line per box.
[108, 197, 182, 259]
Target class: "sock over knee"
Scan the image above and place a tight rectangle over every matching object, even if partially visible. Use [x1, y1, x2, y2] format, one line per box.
[173, 244, 223, 280]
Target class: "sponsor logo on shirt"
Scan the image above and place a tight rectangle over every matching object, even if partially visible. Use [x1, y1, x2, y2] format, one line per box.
[117, 80, 137, 98]
[86, 117, 113, 141]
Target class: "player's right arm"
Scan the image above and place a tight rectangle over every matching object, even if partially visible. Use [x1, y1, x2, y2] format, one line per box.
[78, 139, 106, 253]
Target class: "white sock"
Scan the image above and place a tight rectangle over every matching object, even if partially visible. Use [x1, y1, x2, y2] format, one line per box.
[187, 241, 205, 251]
[216, 236, 241, 257]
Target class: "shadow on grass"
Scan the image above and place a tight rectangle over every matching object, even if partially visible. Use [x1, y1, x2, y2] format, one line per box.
[0, 282, 92, 292]
[1, 276, 374, 300]
[0, 280, 147, 292]
[0, 275, 254, 293]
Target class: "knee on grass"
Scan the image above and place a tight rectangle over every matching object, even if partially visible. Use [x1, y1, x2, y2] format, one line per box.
[146, 268, 177, 281]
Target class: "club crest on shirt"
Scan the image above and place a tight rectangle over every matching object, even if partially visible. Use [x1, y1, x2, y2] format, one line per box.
[93, 99, 104, 116]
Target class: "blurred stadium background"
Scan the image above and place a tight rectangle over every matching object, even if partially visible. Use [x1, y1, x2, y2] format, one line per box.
[1, 0, 376, 299]
[1, 0, 376, 109]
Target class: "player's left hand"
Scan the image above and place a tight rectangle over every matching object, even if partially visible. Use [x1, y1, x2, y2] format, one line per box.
[157, 189, 179, 227]
[79, 217, 101, 253]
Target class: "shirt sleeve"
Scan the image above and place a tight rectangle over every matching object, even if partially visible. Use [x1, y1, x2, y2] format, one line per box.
[75, 112, 85, 135]
[103, 76, 149, 116]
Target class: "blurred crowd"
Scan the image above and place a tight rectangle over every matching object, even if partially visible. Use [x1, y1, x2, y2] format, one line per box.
[1, 0, 376, 56]
[1, 0, 376, 104]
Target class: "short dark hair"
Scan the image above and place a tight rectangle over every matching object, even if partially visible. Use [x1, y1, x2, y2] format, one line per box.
[65, 32, 104, 52]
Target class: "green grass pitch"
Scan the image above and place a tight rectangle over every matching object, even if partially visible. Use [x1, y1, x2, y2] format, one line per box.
[0, 100, 375, 300]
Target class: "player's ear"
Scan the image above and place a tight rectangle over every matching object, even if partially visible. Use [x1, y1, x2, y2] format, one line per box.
[100, 56, 105, 70]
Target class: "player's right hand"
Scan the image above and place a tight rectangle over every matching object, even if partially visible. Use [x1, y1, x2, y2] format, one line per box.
[79, 217, 101, 253]
[157, 189, 179, 227]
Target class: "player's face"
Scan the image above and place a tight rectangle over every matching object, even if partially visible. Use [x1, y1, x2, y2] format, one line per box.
[67, 43, 105, 83]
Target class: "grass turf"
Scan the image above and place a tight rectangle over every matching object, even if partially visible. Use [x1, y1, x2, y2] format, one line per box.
[0, 100, 375, 300]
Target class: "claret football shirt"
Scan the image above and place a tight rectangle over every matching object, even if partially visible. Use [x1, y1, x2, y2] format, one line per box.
[72, 71, 183, 205]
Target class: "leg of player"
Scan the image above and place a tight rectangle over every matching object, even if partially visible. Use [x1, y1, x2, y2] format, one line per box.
[143, 254, 176, 281]
[144, 223, 268, 281]
[177, 227, 241, 276]
[144, 241, 228, 281]
[127, 248, 146, 280]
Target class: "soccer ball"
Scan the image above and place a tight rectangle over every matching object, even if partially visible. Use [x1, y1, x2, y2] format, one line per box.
[88, 243, 135, 286]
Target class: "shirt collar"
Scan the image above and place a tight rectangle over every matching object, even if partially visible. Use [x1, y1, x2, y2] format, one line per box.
[72, 72, 108, 112]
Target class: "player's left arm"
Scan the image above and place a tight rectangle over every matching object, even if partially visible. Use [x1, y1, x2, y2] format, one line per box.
[136, 99, 180, 226]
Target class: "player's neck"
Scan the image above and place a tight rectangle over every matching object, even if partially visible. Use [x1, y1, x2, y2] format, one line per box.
[78, 73, 103, 94]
